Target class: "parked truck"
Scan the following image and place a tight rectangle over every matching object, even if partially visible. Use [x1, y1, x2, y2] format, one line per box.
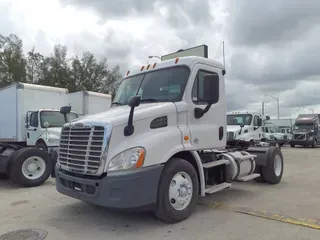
[289, 114, 320, 148]
[68, 90, 112, 116]
[54, 45, 284, 223]
[261, 124, 288, 147]
[0, 83, 78, 187]
[226, 111, 270, 145]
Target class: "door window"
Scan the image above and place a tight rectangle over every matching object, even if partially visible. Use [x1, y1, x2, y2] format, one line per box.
[192, 70, 219, 105]
[30, 112, 38, 127]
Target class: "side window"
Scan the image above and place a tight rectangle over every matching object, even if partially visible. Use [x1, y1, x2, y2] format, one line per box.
[192, 70, 219, 104]
[30, 112, 38, 127]
[253, 116, 259, 126]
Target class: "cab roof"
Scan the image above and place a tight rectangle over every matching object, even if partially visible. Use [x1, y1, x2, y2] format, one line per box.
[124, 56, 224, 78]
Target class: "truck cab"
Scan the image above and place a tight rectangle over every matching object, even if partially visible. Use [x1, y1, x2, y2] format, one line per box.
[25, 109, 79, 152]
[290, 114, 320, 148]
[55, 47, 284, 223]
[261, 124, 288, 146]
[226, 112, 266, 144]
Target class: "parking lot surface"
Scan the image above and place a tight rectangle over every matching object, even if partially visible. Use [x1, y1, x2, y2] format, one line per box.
[0, 146, 319, 240]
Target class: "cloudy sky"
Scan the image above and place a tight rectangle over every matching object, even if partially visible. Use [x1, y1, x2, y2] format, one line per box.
[1, 0, 320, 118]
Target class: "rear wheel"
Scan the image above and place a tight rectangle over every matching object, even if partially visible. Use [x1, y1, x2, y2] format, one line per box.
[9, 148, 52, 187]
[154, 158, 199, 223]
[290, 144, 295, 148]
[261, 147, 283, 184]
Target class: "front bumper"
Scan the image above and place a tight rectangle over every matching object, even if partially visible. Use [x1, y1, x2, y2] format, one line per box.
[55, 164, 164, 211]
[289, 139, 313, 146]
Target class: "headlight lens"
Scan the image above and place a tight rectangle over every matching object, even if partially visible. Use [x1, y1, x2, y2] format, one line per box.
[107, 147, 145, 171]
[48, 138, 60, 144]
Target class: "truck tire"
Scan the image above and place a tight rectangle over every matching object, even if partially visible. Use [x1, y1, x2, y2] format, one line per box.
[154, 158, 199, 223]
[261, 147, 283, 185]
[8, 148, 52, 187]
[35, 141, 48, 151]
[253, 166, 266, 183]
[290, 144, 295, 148]
[311, 138, 316, 148]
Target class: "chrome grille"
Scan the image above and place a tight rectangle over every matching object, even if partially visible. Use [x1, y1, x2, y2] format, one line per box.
[294, 133, 305, 139]
[58, 125, 105, 174]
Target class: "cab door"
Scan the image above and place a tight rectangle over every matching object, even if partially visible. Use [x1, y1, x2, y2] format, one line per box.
[25, 111, 41, 146]
[185, 63, 226, 150]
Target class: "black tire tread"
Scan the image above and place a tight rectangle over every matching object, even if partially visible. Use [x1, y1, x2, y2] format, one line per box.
[154, 158, 199, 223]
[261, 147, 283, 185]
[9, 147, 52, 187]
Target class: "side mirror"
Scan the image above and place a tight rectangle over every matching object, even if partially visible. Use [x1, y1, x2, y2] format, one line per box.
[240, 124, 245, 128]
[60, 106, 71, 114]
[44, 122, 50, 128]
[124, 95, 141, 137]
[199, 74, 219, 104]
[257, 118, 262, 126]
[128, 95, 141, 108]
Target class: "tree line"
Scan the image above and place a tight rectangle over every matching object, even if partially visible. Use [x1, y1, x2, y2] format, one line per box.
[0, 33, 122, 95]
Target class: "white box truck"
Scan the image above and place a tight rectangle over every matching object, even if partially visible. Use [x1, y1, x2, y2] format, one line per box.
[0, 83, 79, 187]
[54, 45, 284, 223]
[68, 91, 112, 116]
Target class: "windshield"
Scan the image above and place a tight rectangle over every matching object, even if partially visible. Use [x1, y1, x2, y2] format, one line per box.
[40, 111, 79, 128]
[112, 66, 190, 106]
[227, 114, 253, 125]
[269, 127, 280, 133]
[294, 124, 314, 132]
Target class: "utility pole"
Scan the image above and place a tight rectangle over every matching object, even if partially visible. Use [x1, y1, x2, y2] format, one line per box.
[262, 102, 265, 115]
[265, 94, 280, 119]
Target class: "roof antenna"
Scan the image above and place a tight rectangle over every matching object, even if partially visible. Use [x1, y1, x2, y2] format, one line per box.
[222, 41, 226, 76]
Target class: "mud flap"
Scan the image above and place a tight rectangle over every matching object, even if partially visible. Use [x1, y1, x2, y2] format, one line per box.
[50, 151, 58, 178]
[246, 146, 276, 167]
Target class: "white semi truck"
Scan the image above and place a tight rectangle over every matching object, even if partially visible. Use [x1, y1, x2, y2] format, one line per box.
[68, 90, 112, 117]
[55, 45, 284, 223]
[0, 83, 79, 187]
[226, 111, 269, 144]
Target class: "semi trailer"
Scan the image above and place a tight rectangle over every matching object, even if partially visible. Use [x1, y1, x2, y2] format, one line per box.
[54, 45, 284, 223]
[0, 83, 78, 187]
[68, 90, 112, 117]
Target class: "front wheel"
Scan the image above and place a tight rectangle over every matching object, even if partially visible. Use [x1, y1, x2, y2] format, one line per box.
[154, 158, 199, 223]
[9, 148, 52, 187]
[311, 138, 316, 148]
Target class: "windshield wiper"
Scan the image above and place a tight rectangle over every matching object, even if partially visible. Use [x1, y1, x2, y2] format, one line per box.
[140, 98, 158, 103]
[111, 102, 123, 106]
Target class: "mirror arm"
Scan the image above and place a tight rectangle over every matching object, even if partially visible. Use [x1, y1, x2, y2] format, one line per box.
[194, 103, 212, 119]
[124, 106, 136, 136]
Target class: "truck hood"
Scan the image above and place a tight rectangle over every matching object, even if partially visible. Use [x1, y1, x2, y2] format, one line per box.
[227, 125, 247, 132]
[69, 102, 176, 127]
[47, 127, 62, 136]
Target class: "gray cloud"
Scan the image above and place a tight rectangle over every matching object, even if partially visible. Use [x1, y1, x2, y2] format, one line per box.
[62, 0, 213, 28]
[225, 0, 320, 47]
[2, 0, 320, 117]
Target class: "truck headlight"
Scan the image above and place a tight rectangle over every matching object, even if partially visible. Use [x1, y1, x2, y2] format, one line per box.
[107, 147, 146, 171]
[48, 138, 60, 144]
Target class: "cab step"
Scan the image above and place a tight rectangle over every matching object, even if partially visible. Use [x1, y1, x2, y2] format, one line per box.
[205, 182, 232, 194]
[202, 159, 230, 169]
[235, 173, 260, 182]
